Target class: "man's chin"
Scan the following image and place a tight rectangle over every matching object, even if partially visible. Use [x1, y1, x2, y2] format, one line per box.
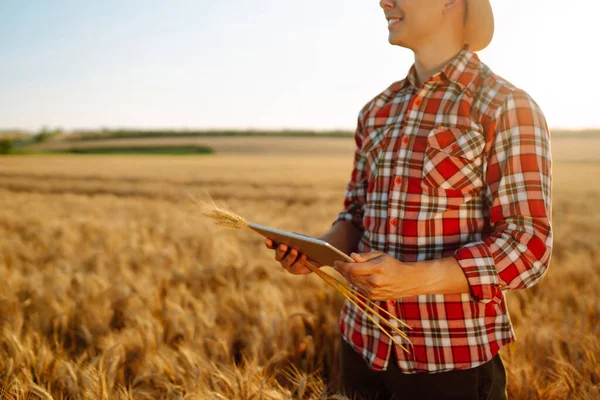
[388, 35, 411, 49]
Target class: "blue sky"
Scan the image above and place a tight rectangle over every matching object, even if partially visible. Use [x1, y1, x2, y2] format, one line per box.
[0, 0, 597, 131]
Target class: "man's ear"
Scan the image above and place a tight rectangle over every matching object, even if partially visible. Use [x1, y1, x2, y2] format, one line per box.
[442, 0, 460, 15]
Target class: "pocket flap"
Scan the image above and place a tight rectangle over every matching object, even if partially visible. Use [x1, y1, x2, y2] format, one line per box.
[426, 127, 486, 160]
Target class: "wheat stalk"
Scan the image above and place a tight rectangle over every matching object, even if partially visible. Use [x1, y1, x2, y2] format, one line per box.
[193, 190, 412, 352]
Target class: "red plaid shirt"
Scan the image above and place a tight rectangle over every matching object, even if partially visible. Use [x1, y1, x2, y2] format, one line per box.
[332, 45, 553, 373]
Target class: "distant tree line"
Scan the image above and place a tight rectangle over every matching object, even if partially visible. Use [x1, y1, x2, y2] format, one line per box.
[0, 139, 14, 154]
[62, 129, 355, 141]
[0, 127, 61, 154]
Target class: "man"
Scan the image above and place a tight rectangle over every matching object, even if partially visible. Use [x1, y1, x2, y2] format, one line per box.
[265, 0, 552, 398]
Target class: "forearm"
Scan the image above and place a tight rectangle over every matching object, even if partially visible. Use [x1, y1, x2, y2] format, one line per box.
[333, 252, 472, 301]
[319, 220, 363, 256]
[398, 256, 470, 298]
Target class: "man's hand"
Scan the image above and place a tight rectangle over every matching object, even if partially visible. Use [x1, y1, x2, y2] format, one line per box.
[264, 237, 322, 275]
[333, 251, 413, 301]
[333, 251, 471, 301]
[264, 221, 363, 276]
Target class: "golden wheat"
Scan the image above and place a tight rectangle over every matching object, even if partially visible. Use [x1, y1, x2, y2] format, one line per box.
[0, 154, 598, 399]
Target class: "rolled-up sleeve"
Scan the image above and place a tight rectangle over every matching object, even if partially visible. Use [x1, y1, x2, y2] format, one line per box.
[332, 109, 368, 234]
[454, 89, 553, 304]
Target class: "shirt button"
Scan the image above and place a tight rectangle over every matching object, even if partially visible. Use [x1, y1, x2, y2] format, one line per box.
[390, 219, 398, 227]
[395, 176, 402, 185]
[414, 98, 422, 106]
[389, 300, 396, 306]
[451, 143, 458, 151]
[403, 136, 409, 144]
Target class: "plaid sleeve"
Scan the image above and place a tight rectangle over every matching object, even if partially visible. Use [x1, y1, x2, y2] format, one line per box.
[454, 89, 553, 304]
[332, 109, 367, 233]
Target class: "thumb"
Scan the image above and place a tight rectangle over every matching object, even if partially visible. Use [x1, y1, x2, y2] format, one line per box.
[351, 251, 383, 263]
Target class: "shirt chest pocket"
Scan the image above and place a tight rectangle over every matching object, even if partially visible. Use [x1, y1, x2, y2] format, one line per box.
[421, 127, 486, 191]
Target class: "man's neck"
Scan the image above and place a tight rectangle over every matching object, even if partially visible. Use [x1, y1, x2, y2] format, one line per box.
[412, 40, 465, 87]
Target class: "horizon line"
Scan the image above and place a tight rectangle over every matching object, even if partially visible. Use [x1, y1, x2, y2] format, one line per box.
[2, 126, 600, 134]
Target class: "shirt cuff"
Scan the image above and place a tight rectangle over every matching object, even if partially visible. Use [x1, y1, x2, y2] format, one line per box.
[453, 241, 503, 304]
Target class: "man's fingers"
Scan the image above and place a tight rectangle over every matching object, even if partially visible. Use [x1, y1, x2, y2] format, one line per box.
[289, 266, 312, 274]
[351, 251, 383, 262]
[286, 252, 313, 274]
[265, 240, 315, 275]
[297, 254, 317, 272]
[350, 264, 384, 276]
[334, 261, 383, 277]
[304, 257, 321, 268]
[275, 244, 289, 261]
[288, 259, 312, 275]
[282, 247, 299, 268]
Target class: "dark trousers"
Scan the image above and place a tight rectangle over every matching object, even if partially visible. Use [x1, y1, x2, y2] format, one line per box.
[340, 338, 507, 400]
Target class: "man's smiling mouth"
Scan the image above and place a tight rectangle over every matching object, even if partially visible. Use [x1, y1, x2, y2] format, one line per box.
[387, 17, 404, 27]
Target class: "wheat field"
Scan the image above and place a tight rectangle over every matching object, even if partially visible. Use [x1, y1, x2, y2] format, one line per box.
[1, 138, 599, 399]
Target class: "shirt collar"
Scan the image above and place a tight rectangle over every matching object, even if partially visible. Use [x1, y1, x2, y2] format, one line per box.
[403, 44, 480, 91]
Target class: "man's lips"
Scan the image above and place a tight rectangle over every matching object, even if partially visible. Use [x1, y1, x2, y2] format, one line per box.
[387, 17, 404, 28]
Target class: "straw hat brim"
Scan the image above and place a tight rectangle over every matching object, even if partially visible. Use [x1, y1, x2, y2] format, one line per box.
[464, 0, 494, 52]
